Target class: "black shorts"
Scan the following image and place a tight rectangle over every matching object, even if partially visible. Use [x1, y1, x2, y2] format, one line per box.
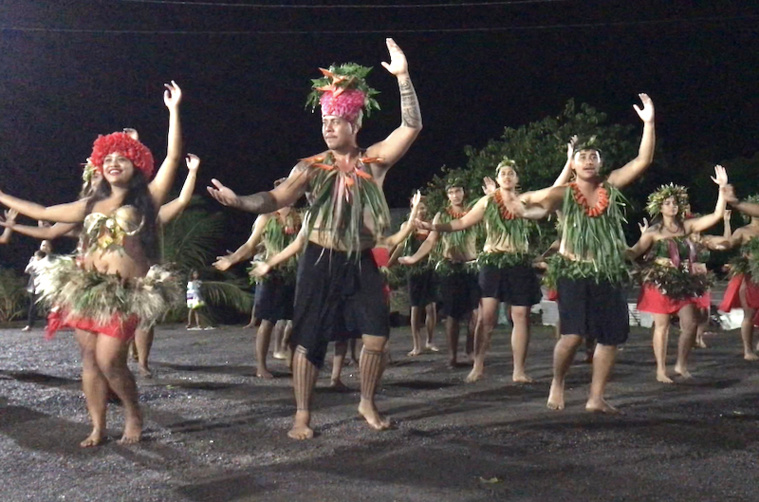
[408, 269, 437, 307]
[253, 273, 295, 323]
[438, 262, 480, 320]
[478, 264, 542, 307]
[557, 277, 629, 346]
[291, 243, 390, 368]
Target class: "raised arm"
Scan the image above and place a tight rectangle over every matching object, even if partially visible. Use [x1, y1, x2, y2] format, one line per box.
[364, 38, 422, 173]
[383, 191, 423, 248]
[148, 81, 183, 206]
[553, 136, 578, 187]
[724, 185, 759, 218]
[398, 213, 441, 266]
[626, 230, 657, 261]
[684, 165, 728, 234]
[0, 191, 88, 223]
[419, 197, 487, 233]
[212, 214, 271, 271]
[158, 154, 199, 224]
[607, 94, 656, 188]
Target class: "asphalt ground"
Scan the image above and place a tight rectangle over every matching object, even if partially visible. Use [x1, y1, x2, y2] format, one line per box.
[1, 322, 759, 502]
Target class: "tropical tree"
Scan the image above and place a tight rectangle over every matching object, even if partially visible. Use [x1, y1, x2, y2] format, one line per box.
[161, 197, 253, 322]
[0, 267, 27, 323]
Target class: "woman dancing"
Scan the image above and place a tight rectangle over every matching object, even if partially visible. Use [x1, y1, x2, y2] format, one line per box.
[627, 167, 728, 382]
[0, 82, 183, 446]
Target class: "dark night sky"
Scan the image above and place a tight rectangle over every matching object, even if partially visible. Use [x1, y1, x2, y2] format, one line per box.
[1, 0, 758, 268]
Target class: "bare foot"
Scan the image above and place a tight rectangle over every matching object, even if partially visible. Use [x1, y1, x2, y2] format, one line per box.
[79, 429, 105, 448]
[743, 352, 759, 361]
[695, 339, 707, 349]
[586, 398, 621, 414]
[674, 365, 692, 379]
[656, 371, 674, 384]
[465, 367, 483, 383]
[272, 351, 288, 360]
[547, 381, 564, 410]
[358, 400, 391, 430]
[512, 372, 534, 383]
[242, 323, 255, 329]
[288, 410, 313, 440]
[139, 365, 153, 379]
[117, 410, 143, 445]
[425, 343, 440, 352]
[329, 379, 349, 392]
[407, 348, 422, 357]
[256, 369, 274, 379]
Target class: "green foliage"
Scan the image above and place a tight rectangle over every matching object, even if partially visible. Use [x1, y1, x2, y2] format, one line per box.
[423, 100, 641, 250]
[0, 268, 27, 323]
[160, 197, 253, 319]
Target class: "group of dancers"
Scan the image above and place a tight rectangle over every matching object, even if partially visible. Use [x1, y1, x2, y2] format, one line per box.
[3, 38, 759, 446]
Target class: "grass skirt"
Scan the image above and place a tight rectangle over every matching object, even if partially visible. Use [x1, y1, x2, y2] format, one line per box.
[36, 256, 183, 339]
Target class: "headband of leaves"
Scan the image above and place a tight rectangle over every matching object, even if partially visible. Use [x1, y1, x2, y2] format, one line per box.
[305, 63, 381, 118]
[495, 157, 518, 175]
[573, 135, 603, 155]
[646, 183, 689, 218]
[741, 194, 759, 223]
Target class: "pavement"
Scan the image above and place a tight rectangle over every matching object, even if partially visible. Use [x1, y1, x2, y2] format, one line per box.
[1, 322, 759, 502]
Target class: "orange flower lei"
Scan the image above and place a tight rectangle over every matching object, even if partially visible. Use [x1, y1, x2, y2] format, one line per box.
[301, 154, 378, 187]
[570, 182, 609, 217]
[493, 189, 518, 220]
[446, 207, 468, 219]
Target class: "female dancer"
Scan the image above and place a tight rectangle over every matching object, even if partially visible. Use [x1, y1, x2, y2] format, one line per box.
[715, 195, 759, 359]
[0, 82, 183, 446]
[627, 167, 728, 382]
[3, 150, 201, 378]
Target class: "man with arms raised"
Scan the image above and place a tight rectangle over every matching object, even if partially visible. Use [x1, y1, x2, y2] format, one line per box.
[208, 39, 421, 438]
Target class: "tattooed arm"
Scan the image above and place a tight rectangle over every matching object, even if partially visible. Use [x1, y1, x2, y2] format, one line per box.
[365, 38, 422, 176]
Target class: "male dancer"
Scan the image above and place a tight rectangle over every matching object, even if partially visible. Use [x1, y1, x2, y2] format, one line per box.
[520, 94, 655, 413]
[213, 178, 301, 378]
[399, 181, 479, 367]
[208, 39, 422, 439]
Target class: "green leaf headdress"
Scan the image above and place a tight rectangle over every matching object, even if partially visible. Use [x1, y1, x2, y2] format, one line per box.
[305, 63, 380, 127]
[741, 194, 759, 224]
[573, 135, 603, 157]
[646, 183, 689, 219]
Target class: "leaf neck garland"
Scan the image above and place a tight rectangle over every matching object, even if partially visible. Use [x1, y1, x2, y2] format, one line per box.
[439, 202, 479, 257]
[740, 236, 759, 279]
[303, 151, 390, 257]
[262, 210, 302, 274]
[551, 181, 629, 284]
[483, 191, 538, 256]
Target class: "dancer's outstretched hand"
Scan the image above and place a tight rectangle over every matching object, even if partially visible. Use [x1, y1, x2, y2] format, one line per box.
[207, 179, 240, 208]
[414, 218, 433, 231]
[186, 154, 200, 173]
[638, 218, 649, 235]
[381, 38, 409, 77]
[213, 254, 234, 271]
[482, 177, 496, 195]
[0, 208, 17, 226]
[711, 164, 728, 187]
[633, 93, 654, 123]
[164, 81, 182, 109]
[567, 135, 578, 160]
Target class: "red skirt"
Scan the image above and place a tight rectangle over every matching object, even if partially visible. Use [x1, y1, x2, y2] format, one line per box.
[46, 310, 139, 341]
[637, 284, 707, 315]
[719, 274, 759, 312]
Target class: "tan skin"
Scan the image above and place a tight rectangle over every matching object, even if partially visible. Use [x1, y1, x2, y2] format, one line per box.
[400, 186, 477, 367]
[213, 202, 296, 379]
[0, 82, 182, 446]
[3, 154, 200, 379]
[522, 93, 655, 414]
[207, 39, 422, 440]
[388, 198, 439, 356]
[627, 167, 728, 383]
[708, 201, 759, 359]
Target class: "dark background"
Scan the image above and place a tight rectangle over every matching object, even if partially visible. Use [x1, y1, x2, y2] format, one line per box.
[1, 0, 758, 269]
